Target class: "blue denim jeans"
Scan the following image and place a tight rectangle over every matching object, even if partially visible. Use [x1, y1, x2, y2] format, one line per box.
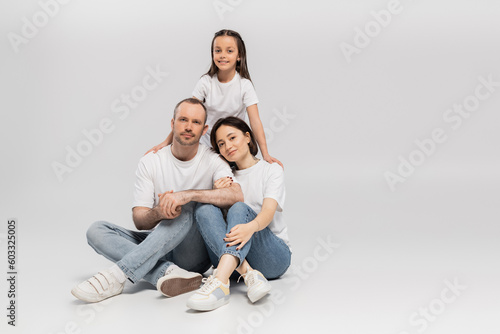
[86, 202, 211, 286]
[195, 202, 291, 279]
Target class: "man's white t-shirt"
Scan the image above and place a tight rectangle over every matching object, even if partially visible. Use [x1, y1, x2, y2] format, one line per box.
[234, 160, 290, 248]
[133, 144, 235, 209]
[192, 72, 259, 147]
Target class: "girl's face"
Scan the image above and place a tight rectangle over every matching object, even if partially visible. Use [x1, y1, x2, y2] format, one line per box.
[212, 36, 240, 72]
[215, 125, 251, 163]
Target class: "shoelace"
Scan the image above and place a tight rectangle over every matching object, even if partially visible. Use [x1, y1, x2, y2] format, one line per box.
[198, 275, 219, 294]
[237, 270, 256, 286]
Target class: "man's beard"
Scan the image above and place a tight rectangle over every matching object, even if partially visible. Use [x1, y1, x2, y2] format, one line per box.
[174, 132, 199, 146]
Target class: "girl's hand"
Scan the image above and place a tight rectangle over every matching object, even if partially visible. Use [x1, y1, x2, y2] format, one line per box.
[144, 140, 168, 156]
[263, 154, 283, 169]
[213, 176, 233, 189]
[224, 220, 259, 250]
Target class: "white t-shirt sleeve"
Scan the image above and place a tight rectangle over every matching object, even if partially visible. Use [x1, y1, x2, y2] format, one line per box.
[241, 79, 259, 108]
[192, 75, 210, 101]
[263, 163, 285, 212]
[212, 156, 236, 184]
[132, 158, 155, 209]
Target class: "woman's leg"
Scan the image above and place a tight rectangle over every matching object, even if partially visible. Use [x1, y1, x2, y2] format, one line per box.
[240, 227, 291, 280]
[194, 202, 230, 267]
[214, 202, 257, 283]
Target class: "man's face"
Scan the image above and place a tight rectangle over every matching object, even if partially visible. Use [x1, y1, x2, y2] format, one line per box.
[171, 103, 208, 146]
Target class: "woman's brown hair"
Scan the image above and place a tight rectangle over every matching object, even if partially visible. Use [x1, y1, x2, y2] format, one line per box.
[211, 116, 258, 157]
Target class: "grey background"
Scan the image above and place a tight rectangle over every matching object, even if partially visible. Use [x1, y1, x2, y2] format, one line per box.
[1, 0, 499, 333]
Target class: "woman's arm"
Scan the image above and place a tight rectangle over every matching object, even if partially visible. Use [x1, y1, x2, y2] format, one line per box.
[247, 104, 283, 168]
[224, 198, 279, 250]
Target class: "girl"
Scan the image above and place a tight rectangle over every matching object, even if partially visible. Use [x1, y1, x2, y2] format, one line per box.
[146, 29, 282, 167]
[186, 116, 291, 311]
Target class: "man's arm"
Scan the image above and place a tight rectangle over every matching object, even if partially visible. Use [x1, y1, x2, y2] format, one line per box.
[157, 182, 244, 213]
[186, 182, 244, 208]
[132, 183, 242, 230]
[132, 192, 181, 230]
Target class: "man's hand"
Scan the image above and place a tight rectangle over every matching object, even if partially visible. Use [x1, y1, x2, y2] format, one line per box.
[156, 190, 189, 219]
[213, 176, 233, 189]
[224, 220, 259, 250]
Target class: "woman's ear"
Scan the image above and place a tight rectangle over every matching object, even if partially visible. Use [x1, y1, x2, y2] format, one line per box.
[245, 132, 251, 143]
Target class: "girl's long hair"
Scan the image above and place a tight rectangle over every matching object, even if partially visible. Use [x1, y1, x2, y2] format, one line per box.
[205, 29, 252, 82]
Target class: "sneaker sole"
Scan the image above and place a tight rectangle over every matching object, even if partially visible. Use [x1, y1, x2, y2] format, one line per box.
[158, 275, 202, 297]
[248, 284, 271, 303]
[71, 285, 123, 303]
[187, 295, 230, 311]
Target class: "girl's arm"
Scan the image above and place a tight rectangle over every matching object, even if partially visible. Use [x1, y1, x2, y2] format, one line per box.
[144, 132, 173, 155]
[224, 198, 279, 250]
[247, 104, 283, 168]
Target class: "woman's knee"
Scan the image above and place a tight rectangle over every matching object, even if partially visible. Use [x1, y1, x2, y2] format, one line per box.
[195, 203, 220, 222]
[227, 202, 252, 220]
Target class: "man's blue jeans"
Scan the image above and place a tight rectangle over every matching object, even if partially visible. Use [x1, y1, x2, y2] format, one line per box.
[195, 202, 291, 279]
[86, 202, 211, 286]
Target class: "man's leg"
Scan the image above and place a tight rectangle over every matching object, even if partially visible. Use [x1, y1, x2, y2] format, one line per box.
[72, 203, 200, 302]
[115, 202, 197, 283]
[153, 218, 212, 297]
[86, 220, 150, 263]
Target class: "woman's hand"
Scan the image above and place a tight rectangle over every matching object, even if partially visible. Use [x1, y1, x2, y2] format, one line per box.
[263, 154, 283, 169]
[213, 176, 233, 189]
[224, 220, 259, 250]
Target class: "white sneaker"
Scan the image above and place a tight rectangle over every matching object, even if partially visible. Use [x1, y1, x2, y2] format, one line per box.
[71, 270, 125, 303]
[239, 269, 271, 303]
[156, 265, 202, 297]
[186, 270, 230, 311]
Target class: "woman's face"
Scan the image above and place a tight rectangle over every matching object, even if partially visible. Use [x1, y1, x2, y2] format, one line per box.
[215, 125, 251, 163]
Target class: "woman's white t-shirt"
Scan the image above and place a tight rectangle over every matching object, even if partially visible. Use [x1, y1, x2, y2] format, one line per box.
[234, 160, 290, 248]
[192, 72, 259, 147]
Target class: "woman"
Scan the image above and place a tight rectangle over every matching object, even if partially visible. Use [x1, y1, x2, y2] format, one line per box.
[187, 116, 291, 311]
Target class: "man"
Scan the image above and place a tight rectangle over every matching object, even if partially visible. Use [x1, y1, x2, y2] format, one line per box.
[71, 98, 243, 303]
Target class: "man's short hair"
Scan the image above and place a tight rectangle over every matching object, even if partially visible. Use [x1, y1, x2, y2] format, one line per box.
[173, 98, 207, 124]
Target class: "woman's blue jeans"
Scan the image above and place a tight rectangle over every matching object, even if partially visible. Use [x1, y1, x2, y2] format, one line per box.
[195, 202, 291, 279]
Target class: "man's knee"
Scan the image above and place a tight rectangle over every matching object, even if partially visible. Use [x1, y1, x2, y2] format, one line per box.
[86, 221, 109, 248]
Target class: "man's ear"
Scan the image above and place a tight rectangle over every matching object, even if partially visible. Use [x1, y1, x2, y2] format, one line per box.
[202, 124, 209, 136]
[171, 118, 174, 131]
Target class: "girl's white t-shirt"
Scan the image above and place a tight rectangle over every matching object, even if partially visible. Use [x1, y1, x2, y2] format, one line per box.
[234, 160, 290, 248]
[192, 72, 259, 147]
